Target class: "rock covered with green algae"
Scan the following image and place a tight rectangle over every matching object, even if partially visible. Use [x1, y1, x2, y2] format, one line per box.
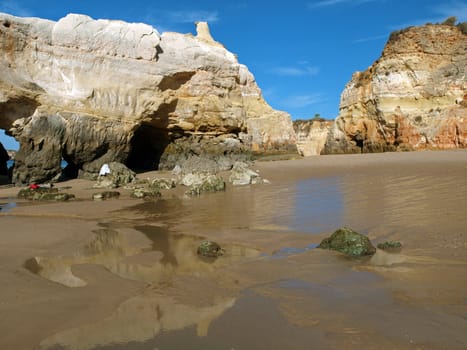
[130, 187, 161, 199]
[318, 227, 376, 257]
[377, 241, 402, 250]
[184, 174, 225, 196]
[17, 187, 75, 201]
[197, 241, 224, 258]
[92, 191, 120, 200]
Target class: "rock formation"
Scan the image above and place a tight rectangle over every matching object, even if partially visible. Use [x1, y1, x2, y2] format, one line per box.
[0, 13, 296, 184]
[293, 118, 333, 156]
[324, 22, 467, 154]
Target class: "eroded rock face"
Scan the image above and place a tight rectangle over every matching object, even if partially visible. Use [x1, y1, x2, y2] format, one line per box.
[324, 23, 467, 154]
[0, 13, 297, 184]
[293, 119, 333, 156]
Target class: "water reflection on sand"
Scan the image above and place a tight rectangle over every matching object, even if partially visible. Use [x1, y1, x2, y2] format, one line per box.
[25, 225, 260, 288]
[39, 292, 236, 350]
[13, 152, 467, 349]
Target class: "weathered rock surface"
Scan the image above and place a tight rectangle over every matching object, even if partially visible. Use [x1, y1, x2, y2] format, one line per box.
[0, 13, 297, 184]
[293, 119, 333, 156]
[159, 134, 253, 173]
[149, 178, 176, 191]
[92, 191, 120, 200]
[17, 187, 75, 201]
[182, 173, 225, 196]
[130, 187, 161, 199]
[229, 161, 262, 186]
[92, 162, 136, 188]
[324, 22, 467, 154]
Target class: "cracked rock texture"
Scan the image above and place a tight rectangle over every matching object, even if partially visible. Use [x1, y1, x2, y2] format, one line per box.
[0, 13, 296, 184]
[324, 23, 467, 154]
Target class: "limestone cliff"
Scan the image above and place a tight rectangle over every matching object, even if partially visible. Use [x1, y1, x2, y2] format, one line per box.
[0, 13, 296, 184]
[293, 119, 333, 156]
[324, 22, 466, 154]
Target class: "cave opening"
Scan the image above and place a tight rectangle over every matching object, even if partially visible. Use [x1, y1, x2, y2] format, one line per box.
[127, 124, 171, 172]
[0, 130, 18, 185]
[60, 156, 78, 180]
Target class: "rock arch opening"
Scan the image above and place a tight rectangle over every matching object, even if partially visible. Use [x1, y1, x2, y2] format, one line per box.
[127, 100, 178, 172]
[0, 130, 18, 184]
[127, 124, 171, 172]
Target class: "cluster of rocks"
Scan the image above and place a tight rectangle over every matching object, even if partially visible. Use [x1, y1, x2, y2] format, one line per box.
[15, 159, 267, 203]
[150, 160, 266, 198]
[196, 227, 402, 262]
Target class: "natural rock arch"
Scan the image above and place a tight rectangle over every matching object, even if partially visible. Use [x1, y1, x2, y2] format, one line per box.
[0, 13, 297, 184]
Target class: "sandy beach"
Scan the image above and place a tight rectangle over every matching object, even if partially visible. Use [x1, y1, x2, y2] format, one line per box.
[1, 150, 466, 350]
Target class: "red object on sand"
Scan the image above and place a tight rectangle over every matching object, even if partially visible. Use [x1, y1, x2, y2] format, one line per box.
[29, 184, 39, 190]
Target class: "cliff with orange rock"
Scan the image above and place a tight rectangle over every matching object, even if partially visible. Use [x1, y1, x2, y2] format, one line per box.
[323, 22, 466, 154]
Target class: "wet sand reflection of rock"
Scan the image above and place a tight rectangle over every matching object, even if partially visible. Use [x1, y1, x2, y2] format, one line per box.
[39, 293, 236, 350]
[23, 226, 261, 349]
[24, 226, 261, 287]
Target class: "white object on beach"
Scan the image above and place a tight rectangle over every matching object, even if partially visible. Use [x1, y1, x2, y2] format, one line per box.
[99, 163, 111, 176]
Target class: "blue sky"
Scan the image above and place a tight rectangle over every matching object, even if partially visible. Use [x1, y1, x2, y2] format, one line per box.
[1, 0, 466, 150]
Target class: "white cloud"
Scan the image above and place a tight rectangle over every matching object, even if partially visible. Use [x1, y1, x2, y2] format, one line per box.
[308, 0, 382, 9]
[165, 10, 219, 24]
[0, 0, 32, 17]
[144, 9, 219, 33]
[353, 34, 388, 44]
[279, 94, 324, 108]
[270, 66, 320, 77]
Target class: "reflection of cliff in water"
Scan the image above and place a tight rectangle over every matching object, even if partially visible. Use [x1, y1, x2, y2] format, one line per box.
[39, 292, 236, 350]
[24, 226, 262, 349]
[24, 226, 259, 287]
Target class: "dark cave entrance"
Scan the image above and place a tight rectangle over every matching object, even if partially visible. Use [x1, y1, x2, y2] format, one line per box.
[127, 124, 171, 172]
[61, 157, 78, 180]
[353, 132, 364, 153]
[0, 130, 18, 184]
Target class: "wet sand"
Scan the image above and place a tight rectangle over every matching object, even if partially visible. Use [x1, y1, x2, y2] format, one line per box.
[1, 150, 466, 350]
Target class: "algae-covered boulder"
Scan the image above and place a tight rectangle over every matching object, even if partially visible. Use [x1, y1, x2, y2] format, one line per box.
[17, 187, 75, 201]
[130, 187, 161, 199]
[185, 174, 225, 196]
[38, 193, 75, 201]
[197, 241, 224, 258]
[377, 241, 402, 251]
[318, 227, 376, 257]
[149, 178, 176, 191]
[92, 191, 120, 200]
